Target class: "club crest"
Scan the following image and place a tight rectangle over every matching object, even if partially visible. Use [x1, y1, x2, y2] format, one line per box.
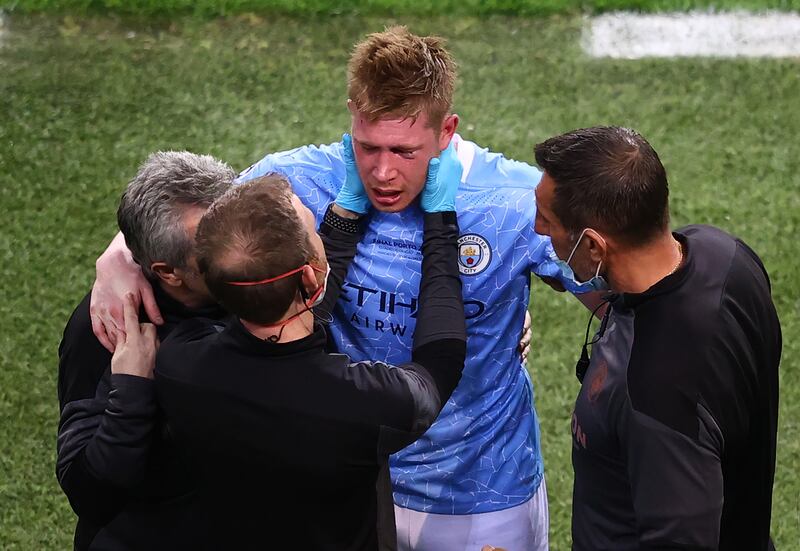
[458, 234, 492, 275]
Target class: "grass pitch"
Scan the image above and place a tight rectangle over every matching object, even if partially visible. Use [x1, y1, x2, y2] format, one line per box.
[6, 0, 800, 17]
[1, 12, 798, 549]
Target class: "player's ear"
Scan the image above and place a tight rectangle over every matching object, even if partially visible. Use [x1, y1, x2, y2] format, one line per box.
[438, 114, 459, 150]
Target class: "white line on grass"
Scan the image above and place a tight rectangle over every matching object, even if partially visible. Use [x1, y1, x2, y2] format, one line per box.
[584, 11, 800, 58]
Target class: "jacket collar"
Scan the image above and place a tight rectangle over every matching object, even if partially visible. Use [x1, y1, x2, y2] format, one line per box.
[220, 316, 329, 357]
[613, 231, 692, 310]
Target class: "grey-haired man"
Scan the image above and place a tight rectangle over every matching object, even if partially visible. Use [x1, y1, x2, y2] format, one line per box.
[56, 151, 234, 550]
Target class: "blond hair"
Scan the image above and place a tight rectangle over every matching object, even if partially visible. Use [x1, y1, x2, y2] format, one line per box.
[347, 26, 457, 128]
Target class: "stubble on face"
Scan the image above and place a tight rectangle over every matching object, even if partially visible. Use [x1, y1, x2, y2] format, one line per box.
[534, 173, 599, 282]
[173, 205, 214, 305]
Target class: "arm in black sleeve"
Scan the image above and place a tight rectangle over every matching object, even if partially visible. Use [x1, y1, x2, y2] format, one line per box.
[57, 370, 158, 520]
[368, 211, 467, 453]
[56, 297, 159, 521]
[410, 211, 467, 401]
[316, 203, 366, 317]
[57, 367, 126, 524]
[81, 374, 158, 487]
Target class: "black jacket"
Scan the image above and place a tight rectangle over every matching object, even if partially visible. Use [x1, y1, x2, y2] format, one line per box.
[154, 210, 467, 550]
[57, 286, 225, 550]
[571, 225, 781, 551]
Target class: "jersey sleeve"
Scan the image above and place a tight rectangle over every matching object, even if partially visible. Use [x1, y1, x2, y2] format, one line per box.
[235, 152, 277, 183]
[236, 142, 345, 224]
[236, 143, 344, 187]
[525, 230, 575, 292]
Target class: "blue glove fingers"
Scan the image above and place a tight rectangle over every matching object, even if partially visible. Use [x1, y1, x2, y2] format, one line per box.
[335, 133, 370, 214]
[342, 133, 356, 170]
[425, 156, 441, 188]
[421, 141, 462, 213]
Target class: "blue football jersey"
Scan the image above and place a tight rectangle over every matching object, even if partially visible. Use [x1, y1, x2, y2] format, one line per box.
[238, 136, 579, 514]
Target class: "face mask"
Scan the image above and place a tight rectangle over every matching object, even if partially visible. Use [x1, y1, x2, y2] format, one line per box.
[553, 228, 609, 292]
[309, 262, 331, 309]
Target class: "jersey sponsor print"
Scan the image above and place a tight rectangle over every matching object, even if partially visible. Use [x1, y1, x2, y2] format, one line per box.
[238, 137, 579, 514]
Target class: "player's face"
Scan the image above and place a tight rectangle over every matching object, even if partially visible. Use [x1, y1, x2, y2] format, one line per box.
[349, 106, 457, 213]
[534, 172, 596, 281]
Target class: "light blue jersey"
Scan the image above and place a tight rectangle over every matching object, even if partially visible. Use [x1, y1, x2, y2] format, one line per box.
[238, 136, 579, 514]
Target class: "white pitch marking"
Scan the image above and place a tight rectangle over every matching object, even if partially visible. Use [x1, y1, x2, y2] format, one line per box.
[584, 11, 800, 58]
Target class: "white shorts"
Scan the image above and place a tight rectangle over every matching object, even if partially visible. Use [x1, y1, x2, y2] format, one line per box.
[394, 477, 549, 551]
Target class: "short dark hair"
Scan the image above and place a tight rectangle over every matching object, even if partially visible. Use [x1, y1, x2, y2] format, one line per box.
[195, 174, 314, 325]
[117, 151, 235, 279]
[534, 126, 670, 245]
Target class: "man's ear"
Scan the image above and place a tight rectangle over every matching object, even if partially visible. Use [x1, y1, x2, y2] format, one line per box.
[584, 229, 608, 264]
[300, 264, 319, 296]
[438, 114, 459, 150]
[151, 262, 182, 287]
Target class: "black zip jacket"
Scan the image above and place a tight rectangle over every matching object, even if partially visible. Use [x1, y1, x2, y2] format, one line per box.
[154, 209, 467, 550]
[57, 286, 225, 550]
[571, 225, 781, 551]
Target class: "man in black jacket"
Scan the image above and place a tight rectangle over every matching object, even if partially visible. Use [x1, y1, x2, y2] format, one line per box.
[56, 151, 234, 549]
[532, 126, 781, 551]
[154, 142, 466, 550]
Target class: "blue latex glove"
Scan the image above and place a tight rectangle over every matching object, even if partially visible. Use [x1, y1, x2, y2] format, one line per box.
[334, 133, 371, 215]
[420, 141, 463, 213]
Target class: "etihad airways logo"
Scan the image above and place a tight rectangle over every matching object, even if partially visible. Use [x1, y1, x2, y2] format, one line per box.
[339, 281, 486, 336]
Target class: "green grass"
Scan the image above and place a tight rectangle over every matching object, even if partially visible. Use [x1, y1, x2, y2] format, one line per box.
[2, 12, 798, 550]
[3, 0, 800, 17]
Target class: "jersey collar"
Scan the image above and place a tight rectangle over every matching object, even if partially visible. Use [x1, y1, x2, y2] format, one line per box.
[452, 133, 474, 184]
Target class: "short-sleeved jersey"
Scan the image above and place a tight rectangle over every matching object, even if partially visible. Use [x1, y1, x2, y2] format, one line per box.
[238, 136, 579, 514]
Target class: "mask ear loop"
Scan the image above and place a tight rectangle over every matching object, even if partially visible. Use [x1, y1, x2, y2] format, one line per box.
[304, 280, 333, 324]
[312, 308, 334, 325]
[304, 264, 333, 324]
[305, 282, 333, 324]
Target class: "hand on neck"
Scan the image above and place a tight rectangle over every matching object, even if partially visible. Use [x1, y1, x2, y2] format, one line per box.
[605, 233, 683, 294]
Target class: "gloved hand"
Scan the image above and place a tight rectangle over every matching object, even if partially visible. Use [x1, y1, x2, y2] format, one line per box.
[334, 133, 371, 215]
[420, 141, 462, 213]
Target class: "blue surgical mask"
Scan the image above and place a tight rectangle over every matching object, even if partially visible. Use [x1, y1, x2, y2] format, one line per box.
[553, 228, 609, 292]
